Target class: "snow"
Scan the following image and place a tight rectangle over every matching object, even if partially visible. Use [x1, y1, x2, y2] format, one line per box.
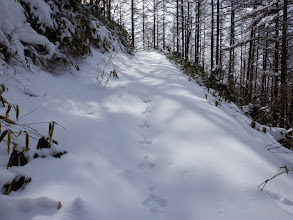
[0, 0, 58, 64]
[0, 196, 60, 219]
[1, 50, 293, 219]
[22, 0, 55, 30]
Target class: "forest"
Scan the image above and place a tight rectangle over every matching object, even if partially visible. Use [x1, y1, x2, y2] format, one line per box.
[96, 0, 293, 134]
[1, 0, 293, 219]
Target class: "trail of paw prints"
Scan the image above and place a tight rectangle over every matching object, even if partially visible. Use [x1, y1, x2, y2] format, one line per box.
[143, 187, 167, 213]
[138, 156, 156, 169]
[140, 137, 152, 146]
[142, 107, 152, 114]
[139, 121, 151, 128]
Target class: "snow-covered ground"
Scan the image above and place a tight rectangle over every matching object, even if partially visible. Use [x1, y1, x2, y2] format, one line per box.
[1, 50, 293, 220]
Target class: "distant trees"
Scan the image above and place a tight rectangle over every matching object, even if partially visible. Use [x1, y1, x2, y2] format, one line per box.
[232, 0, 292, 128]
[114, 0, 292, 129]
[88, 0, 110, 17]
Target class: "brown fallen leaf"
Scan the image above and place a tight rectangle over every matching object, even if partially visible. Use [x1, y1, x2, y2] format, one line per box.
[57, 201, 62, 210]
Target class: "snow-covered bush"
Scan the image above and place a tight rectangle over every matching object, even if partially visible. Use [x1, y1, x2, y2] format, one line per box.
[0, 84, 63, 161]
[167, 50, 293, 150]
[0, 0, 131, 68]
[0, 0, 61, 67]
[243, 103, 272, 125]
[0, 83, 68, 194]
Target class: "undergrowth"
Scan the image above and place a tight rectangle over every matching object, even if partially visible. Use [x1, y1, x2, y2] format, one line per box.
[0, 0, 132, 70]
[0, 83, 66, 195]
[167, 52, 293, 150]
[167, 52, 293, 190]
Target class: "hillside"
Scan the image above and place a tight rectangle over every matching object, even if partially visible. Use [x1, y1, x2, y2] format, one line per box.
[1, 48, 293, 219]
[0, 0, 131, 69]
[1, 0, 293, 219]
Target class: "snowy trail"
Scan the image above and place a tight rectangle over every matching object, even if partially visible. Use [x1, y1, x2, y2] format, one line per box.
[2, 50, 293, 219]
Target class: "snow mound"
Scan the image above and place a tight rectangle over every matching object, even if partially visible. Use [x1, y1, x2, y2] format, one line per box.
[0, 0, 131, 68]
[0, 0, 58, 65]
[0, 195, 60, 219]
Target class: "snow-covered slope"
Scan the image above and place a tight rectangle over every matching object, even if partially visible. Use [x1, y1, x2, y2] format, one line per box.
[1, 50, 293, 220]
[0, 0, 130, 69]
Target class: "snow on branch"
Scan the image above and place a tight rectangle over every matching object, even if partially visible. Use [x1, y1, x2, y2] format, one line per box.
[0, 0, 60, 66]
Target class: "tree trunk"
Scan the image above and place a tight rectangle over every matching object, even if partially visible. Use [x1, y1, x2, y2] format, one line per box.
[279, 0, 288, 127]
[202, 20, 206, 71]
[131, 0, 135, 48]
[194, 0, 200, 66]
[153, 0, 156, 48]
[156, 4, 159, 48]
[181, 0, 184, 57]
[103, 0, 106, 16]
[163, 0, 166, 50]
[246, 27, 254, 99]
[108, 0, 111, 20]
[216, 0, 220, 67]
[272, 12, 279, 126]
[228, 1, 235, 92]
[261, 35, 268, 106]
[290, 83, 293, 126]
[177, 0, 179, 53]
[142, 0, 145, 49]
[211, 0, 214, 72]
[185, 2, 191, 60]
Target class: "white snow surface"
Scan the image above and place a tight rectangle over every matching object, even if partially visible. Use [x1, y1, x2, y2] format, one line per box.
[1, 50, 293, 219]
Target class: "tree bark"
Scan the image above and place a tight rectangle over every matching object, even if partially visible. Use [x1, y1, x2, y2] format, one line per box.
[108, 0, 111, 20]
[211, 0, 214, 72]
[279, 0, 288, 127]
[163, 0, 166, 50]
[142, 0, 145, 49]
[228, 1, 235, 92]
[131, 0, 135, 48]
[272, 11, 279, 126]
[196, 0, 200, 66]
[261, 34, 268, 106]
[216, 0, 220, 66]
[177, 0, 179, 53]
[246, 26, 254, 99]
[181, 0, 184, 57]
[153, 0, 156, 48]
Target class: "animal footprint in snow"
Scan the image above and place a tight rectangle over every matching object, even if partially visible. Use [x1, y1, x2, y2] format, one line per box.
[167, 160, 173, 168]
[141, 98, 152, 103]
[138, 156, 156, 169]
[142, 107, 152, 114]
[140, 137, 152, 145]
[179, 170, 189, 176]
[85, 111, 96, 115]
[103, 106, 109, 111]
[117, 93, 124, 100]
[143, 188, 167, 213]
[139, 121, 151, 128]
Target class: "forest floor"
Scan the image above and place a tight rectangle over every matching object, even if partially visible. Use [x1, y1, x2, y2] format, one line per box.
[1, 50, 293, 220]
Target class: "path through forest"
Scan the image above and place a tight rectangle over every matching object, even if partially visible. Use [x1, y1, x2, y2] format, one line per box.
[1, 51, 293, 220]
